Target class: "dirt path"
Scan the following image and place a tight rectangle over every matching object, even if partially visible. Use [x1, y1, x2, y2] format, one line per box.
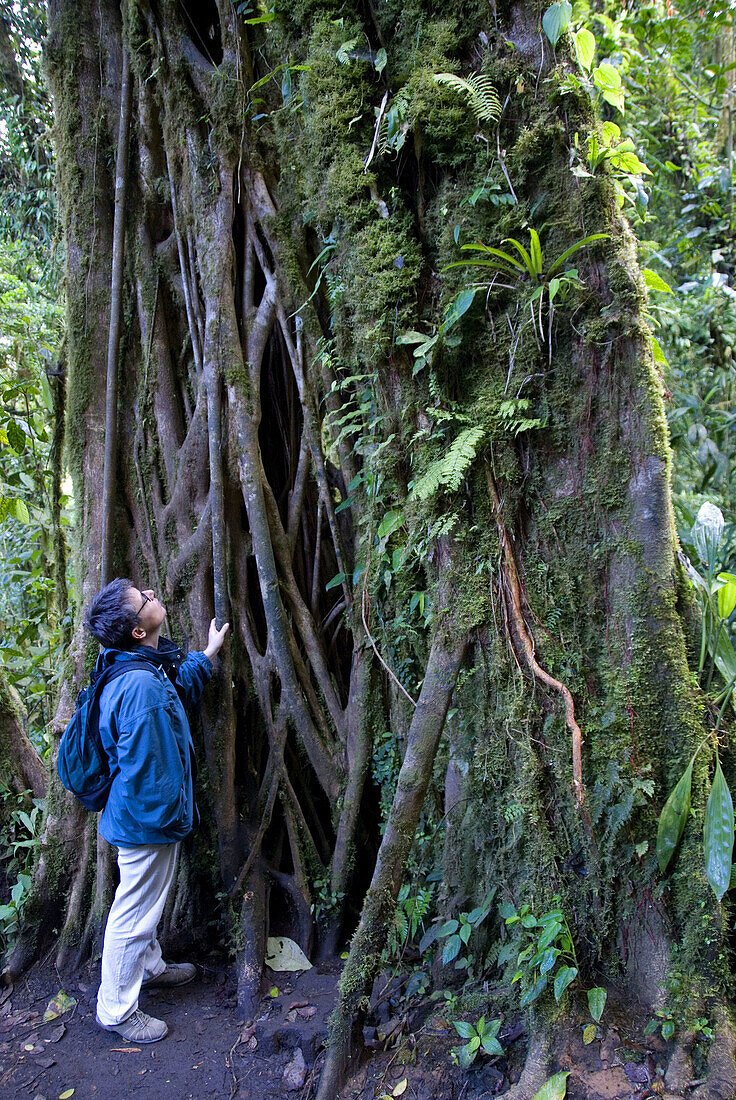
[0, 958, 339, 1100]
[0, 960, 680, 1100]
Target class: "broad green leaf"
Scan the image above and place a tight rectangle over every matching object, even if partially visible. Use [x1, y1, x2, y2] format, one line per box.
[610, 150, 652, 175]
[532, 1071, 570, 1100]
[542, 1, 572, 47]
[537, 919, 562, 949]
[439, 919, 459, 936]
[442, 286, 477, 332]
[713, 622, 736, 685]
[593, 61, 622, 92]
[704, 756, 734, 901]
[6, 420, 26, 453]
[661, 1019, 676, 1040]
[657, 760, 693, 872]
[583, 1024, 597, 1044]
[520, 974, 547, 1006]
[554, 966, 578, 1001]
[377, 511, 404, 539]
[397, 330, 430, 346]
[587, 986, 607, 1022]
[418, 923, 442, 954]
[325, 572, 346, 591]
[481, 1034, 504, 1056]
[601, 87, 625, 112]
[574, 28, 595, 72]
[643, 269, 673, 295]
[650, 336, 668, 366]
[456, 1042, 477, 1069]
[453, 1019, 476, 1039]
[8, 498, 30, 523]
[468, 1035, 481, 1052]
[539, 947, 559, 974]
[374, 47, 387, 74]
[442, 934, 462, 964]
[717, 572, 736, 619]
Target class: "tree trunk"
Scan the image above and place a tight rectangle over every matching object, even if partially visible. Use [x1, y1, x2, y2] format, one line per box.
[23, 0, 733, 1092]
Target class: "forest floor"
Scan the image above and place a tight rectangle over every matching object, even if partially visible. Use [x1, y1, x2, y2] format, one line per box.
[0, 956, 682, 1100]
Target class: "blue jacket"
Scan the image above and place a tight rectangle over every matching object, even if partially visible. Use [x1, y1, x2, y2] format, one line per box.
[96, 641, 212, 846]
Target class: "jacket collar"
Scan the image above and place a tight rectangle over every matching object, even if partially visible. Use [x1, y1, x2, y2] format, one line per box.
[98, 637, 185, 677]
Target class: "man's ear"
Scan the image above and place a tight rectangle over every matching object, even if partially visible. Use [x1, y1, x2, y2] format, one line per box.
[131, 625, 146, 641]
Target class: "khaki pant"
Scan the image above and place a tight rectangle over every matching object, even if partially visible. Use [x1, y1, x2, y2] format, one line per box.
[96, 843, 178, 1025]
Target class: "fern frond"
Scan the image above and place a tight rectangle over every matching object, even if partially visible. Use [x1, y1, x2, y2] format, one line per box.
[336, 38, 360, 64]
[411, 426, 486, 501]
[434, 72, 502, 124]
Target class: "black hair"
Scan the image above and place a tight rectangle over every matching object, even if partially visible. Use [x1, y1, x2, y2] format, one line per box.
[85, 578, 140, 649]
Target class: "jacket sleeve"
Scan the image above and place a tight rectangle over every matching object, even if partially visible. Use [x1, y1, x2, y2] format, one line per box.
[175, 651, 213, 709]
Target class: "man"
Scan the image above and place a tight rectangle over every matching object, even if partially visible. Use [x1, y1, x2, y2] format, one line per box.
[84, 578, 228, 1043]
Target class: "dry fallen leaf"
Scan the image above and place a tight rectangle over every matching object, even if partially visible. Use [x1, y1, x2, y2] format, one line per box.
[43, 992, 77, 1024]
[46, 1024, 66, 1043]
[392, 1080, 408, 1098]
[59, 1090, 75, 1099]
[238, 1024, 256, 1044]
[109, 1047, 141, 1053]
[297, 1005, 317, 1019]
[265, 937, 312, 973]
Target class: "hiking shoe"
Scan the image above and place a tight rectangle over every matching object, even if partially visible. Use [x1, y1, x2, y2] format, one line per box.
[97, 1008, 168, 1043]
[142, 962, 197, 988]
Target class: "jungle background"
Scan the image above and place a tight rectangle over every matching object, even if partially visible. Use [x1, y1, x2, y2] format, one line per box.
[0, 0, 736, 1097]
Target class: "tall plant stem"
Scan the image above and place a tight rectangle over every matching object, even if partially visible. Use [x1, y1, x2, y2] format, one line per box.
[100, 40, 132, 585]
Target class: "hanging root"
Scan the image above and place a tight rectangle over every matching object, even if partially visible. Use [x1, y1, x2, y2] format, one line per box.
[485, 464, 595, 843]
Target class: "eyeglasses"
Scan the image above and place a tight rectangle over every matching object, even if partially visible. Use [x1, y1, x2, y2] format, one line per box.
[137, 592, 153, 614]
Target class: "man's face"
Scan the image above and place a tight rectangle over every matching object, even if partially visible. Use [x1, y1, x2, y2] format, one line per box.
[127, 586, 167, 635]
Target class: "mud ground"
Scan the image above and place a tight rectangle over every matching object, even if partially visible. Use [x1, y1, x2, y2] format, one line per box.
[0, 957, 685, 1100]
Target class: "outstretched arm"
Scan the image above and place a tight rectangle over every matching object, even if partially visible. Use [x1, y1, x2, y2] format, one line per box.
[176, 619, 230, 707]
[204, 618, 229, 662]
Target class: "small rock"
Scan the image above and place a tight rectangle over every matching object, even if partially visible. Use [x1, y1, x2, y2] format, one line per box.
[283, 1047, 307, 1091]
[625, 1062, 650, 1084]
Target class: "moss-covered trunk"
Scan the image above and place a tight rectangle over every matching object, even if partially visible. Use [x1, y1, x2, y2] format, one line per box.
[16, 0, 732, 1090]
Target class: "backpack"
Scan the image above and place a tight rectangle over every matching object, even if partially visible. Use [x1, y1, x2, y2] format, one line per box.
[57, 659, 154, 811]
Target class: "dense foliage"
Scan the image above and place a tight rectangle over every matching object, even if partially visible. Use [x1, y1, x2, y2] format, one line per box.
[0, 0, 68, 748]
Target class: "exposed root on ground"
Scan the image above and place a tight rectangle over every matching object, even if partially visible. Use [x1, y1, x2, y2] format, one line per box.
[479, 1029, 551, 1100]
[691, 1005, 736, 1100]
[664, 1033, 694, 1094]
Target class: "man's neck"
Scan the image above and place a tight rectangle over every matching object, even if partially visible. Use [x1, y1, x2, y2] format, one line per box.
[138, 629, 161, 650]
